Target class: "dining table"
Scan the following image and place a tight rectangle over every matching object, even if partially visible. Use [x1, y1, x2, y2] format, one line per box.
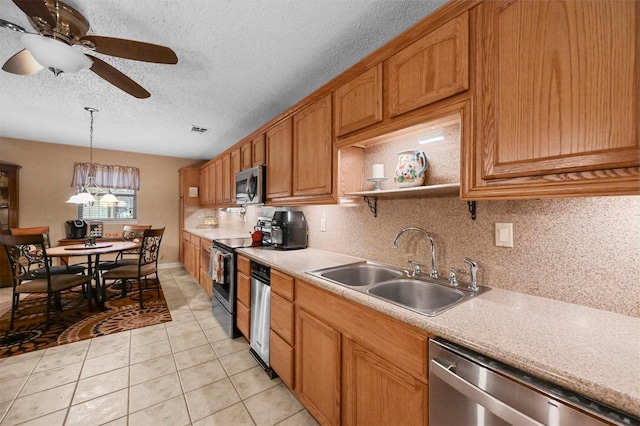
[47, 240, 140, 309]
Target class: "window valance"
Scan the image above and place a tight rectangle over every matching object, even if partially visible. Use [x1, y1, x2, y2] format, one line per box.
[70, 162, 140, 190]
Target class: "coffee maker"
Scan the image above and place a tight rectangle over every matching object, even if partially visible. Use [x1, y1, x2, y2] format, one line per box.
[66, 220, 87, 239]
[271, 211, 308, 250]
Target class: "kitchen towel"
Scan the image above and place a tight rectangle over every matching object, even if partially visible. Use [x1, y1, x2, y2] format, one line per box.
[212, 250, 225, 283]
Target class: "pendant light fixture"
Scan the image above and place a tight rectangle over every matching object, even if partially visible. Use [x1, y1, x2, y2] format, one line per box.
[67, 107, 119, 205]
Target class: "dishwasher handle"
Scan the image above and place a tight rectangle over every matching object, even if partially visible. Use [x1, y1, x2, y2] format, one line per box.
[430, 358, 544, 426]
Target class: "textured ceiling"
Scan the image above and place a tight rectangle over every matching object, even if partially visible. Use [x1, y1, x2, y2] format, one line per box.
[0, 0, 447, 160]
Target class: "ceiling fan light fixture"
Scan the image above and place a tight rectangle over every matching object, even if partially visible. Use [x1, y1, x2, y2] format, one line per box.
[19, 33, 91, 74]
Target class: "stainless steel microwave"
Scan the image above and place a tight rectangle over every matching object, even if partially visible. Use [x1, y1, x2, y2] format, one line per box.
[235, 165, 266, 205]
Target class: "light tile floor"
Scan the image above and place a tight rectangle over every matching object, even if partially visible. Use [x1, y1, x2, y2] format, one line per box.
[0, 267, 319, 426]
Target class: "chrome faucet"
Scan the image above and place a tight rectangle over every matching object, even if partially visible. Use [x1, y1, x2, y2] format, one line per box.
[392, 227, 438, 278]
[464, 258, 478, 291]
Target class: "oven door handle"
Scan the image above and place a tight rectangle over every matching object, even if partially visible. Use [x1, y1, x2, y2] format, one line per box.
[430, 358, 544, 426]
[212, 248, 233, 259]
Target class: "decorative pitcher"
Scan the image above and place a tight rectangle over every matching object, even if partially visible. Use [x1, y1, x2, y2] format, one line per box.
[393, 150, 428, 188]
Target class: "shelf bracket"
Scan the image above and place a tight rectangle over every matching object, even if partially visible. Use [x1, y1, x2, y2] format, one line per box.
[363, 196, 378, 217]
[468, 201, 476, 220]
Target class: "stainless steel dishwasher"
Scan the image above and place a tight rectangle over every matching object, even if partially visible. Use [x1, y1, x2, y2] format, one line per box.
[429, 338, 639, 426]
[249, 260, 276, 378]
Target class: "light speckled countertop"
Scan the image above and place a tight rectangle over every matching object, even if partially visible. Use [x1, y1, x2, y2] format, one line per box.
[234, 246, 640, 418]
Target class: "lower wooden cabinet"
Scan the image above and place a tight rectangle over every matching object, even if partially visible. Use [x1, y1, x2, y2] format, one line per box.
[292, 278, 431, 426]
[237, 255, 251, 340]
[270, 268, 296, 389]
[296, 308, 342, 425]
[342, 338, 428, 426]
[199, 239, 212, 296]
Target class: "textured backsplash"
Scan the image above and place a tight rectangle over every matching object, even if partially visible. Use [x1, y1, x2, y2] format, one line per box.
[300, 195, 640, 318]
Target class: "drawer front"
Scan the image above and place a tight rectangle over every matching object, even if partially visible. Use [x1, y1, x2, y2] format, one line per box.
[183, 231, 191, 241]
[296, 279, 429, 378]
[237, 301, 250, 340]
[237, 272, 251, 307]
[201, 239, 212, 253]
[271, 292, 294, 345]
[272, 269, 294, 301]
[190, 233, 201, 246]
[270, 330, 294, 389]
[237, 255, 251, 276]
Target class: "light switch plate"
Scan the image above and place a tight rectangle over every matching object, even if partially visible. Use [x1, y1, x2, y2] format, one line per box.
[495, 223, 514, 247]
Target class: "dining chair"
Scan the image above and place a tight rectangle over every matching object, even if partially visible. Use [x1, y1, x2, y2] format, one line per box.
[0, 233, 93, 330]
[97, 224, 151, 272]
[10, 226, 86, 276]
[100, 227, 164, 308]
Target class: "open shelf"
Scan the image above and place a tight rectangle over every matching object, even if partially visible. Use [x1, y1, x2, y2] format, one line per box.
[345, 182, 460, 198]
[344, 183, 476, 220]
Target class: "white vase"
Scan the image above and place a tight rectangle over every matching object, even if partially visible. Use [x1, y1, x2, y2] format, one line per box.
[393, 150, 428, 188]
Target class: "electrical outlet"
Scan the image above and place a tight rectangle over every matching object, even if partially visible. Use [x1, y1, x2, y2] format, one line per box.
[495, 223, 513, 247]
[320, 217, 326, 232]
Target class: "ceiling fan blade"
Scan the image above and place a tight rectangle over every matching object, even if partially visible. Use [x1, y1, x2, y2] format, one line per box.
[2, 49, 43, 75]
[89, 56, 150, 99]
[81, 36, 178, 64]
[12, 0, 56, 28]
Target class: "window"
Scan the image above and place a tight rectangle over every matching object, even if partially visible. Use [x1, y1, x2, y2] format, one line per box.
[77, 189, 137, 220]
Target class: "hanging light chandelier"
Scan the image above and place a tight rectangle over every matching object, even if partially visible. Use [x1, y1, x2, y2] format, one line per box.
[66, 107, 119, 205]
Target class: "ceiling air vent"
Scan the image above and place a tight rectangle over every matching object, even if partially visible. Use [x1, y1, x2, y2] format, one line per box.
[190, 125, 209, 135]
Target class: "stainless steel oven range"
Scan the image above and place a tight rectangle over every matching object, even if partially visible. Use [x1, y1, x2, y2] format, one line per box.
[211, 237, 254, 339]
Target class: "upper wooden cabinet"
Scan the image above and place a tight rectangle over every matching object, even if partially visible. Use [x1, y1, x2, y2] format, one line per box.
[240, 141, 252, 170]
[198, 163, 213, 207]
[463, 0, 639, 199]
[222, 153, 231, 204]
[266, 118, 294, 200]
[388, 12, 469, 117]
[293, 94, 333, 198]
[252, 134, 266, 166]
[179, 167, 199, 206]
[214, 158, 223, 205]
[334, 64, 383, 136]
[231, 148, 241, 202]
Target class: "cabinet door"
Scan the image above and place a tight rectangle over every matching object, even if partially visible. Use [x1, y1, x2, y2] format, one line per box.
[237, 301, 250, 340]
[240, 142, 253, 170]
[293, 95, 333, 197]
[296, 308, 341, 426]
[214, 158, 223, 205]
[231, 148, 241, 202]
[342, 338, 428, 426]
[388, 12, 469, 117]
[252, 134, 266, 166]
[465, 0, 639, 199]
[199, 166, 209, 206]
[334, 64, 383, 136]
[271, 330, 294, 389]
[266, 118, 293, 200]
[222, 153, 231, 203]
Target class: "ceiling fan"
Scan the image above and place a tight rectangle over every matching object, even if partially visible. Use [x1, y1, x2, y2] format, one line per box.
[0, 0, 178, 98]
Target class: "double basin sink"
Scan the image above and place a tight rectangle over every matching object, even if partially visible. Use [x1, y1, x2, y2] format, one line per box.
[307, 261, 489, 317]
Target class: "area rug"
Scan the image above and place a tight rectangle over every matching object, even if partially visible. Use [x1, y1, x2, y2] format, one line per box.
[0, 280, 172, 359]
